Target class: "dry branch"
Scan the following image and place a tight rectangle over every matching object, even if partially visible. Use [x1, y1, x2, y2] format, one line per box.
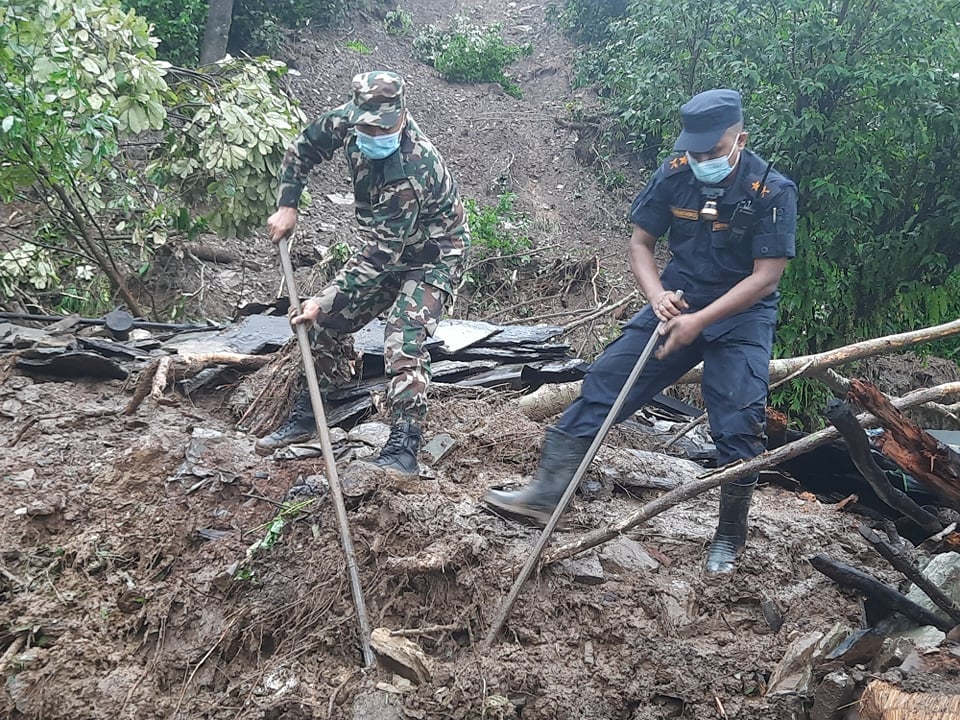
[543, 382, 960, 565]
[858, 525, 960, 625]
[124, 351, 273, 415]
[518, 318, 960, 419]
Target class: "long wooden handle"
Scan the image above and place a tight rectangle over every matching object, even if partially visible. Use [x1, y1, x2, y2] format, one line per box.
[482, 292, 681, 650]
[277, 239, 375, 668]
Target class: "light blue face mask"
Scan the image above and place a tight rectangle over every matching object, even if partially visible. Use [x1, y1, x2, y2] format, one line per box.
[355, 128, 402, 159]
[686, 137, 741, 184]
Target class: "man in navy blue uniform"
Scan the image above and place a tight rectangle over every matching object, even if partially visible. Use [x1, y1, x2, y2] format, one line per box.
[484, 88, 798, 575]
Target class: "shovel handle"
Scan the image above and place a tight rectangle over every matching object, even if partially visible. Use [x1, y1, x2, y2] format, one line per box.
[277, 239, 376, 668]
[483, 291, 683, 650]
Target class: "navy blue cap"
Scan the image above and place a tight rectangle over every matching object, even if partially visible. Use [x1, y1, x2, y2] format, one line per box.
[673, 89, 743, 153]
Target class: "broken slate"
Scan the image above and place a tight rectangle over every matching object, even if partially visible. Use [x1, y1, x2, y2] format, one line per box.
[598, 536, 660, 575]
[824, 627, 885, 666]
[766, 623, 848, 696]
[558, 554, 605, 585]
[370, 627, 432, 684]
[809, 669, 857, 720]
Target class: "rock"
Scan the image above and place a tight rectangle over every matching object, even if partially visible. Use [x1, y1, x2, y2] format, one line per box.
[421, 433, 457, 464]
[658, 579, 698, 629]
[873, 637, 915, 671]
[598, 536, 660, 575]
[352, 689, 402, 720]
[905, 552, 960, 615]
[810, 669, 857, 720]
[370, 627, 432, 684]
[767, 624, 848, 696]
[825, 628, 886, 666]
[348, 422, 391, 448]
[558, 554, 605, 585]
[895, 625, 946, 650]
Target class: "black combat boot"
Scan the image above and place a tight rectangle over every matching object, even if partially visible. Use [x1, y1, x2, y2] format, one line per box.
[704, 479, 757, 575]
[367, 420, 422, 475]
[483, 427, 594, 524]
[254, 389, 316, 456]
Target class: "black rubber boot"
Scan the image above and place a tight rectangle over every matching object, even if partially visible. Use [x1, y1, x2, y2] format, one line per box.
[483, 427, 594, 524]
[704, 479, 757, 575]
[254, 390, 316, 456]
[367, 420, 422, 476]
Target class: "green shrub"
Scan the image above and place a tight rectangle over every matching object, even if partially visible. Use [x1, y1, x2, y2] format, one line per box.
[121, 0, 207, 65]
[230, 0, 350, 55]
[462, 193, 533, 289]
[414, 17, 532, 98]
[384, 8, 414, 36]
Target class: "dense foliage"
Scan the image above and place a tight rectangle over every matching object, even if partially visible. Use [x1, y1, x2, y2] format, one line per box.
[0, 0, 305, 317]
[414, 16, 533, 98]
[557, 0, 960, 368]
[122, 0, 351, 63]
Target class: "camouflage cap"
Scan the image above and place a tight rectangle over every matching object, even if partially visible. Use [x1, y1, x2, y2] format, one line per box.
[345, 71, 406, 128]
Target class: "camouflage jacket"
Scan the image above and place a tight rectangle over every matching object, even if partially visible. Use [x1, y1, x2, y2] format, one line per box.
[277, 106, 470, 295]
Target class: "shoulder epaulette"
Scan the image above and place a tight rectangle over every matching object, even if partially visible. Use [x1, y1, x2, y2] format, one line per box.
[662, 153, 692, 176]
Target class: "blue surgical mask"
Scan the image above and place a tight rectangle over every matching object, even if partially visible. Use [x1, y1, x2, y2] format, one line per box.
[686, 137, 741, 184]
[355, 128, 402, 159]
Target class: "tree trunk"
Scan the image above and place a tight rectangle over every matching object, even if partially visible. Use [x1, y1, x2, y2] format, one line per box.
[199, 0, 235, 66]
[848, 378, 960, 511]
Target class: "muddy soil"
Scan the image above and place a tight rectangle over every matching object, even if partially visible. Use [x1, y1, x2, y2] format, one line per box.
[3, 0, 960, 719]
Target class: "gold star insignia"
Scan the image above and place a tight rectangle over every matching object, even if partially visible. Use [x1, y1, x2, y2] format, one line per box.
[751, 180, 770, 197]
[670, 157, 680, 169]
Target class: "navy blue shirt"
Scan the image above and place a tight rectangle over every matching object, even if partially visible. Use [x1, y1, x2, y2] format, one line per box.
[629, 149, 797, 338]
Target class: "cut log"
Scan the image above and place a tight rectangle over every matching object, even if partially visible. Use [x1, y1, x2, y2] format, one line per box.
[860, 679, 960, 719]
[826, 399, 942, 534]
[808, 555, 952, 631]
[849, 378, 960, 511]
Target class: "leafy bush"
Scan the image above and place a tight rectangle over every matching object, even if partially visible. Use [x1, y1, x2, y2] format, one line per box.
[156, 56, 307, 238]
[229, 0, 350, 56]
[413, 17, 532, 98]
[462, 193, 533, 290]
[121, 0, 207, 65]
[124, 0, 351, 63]
[384, 8, 414, 36]
[0, 0, 305, 317]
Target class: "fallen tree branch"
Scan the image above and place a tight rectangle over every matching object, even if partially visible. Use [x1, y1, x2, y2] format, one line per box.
[826, 399, 942, 535]
[858, 525, 960, 625]
[543, 382, 960, 565]
[519, 319, 960, 418]
[124, 352, 273, 415]
[150, 356, 174, 399]
[849, 378, 960, 510]
[809, 554, 952, 631]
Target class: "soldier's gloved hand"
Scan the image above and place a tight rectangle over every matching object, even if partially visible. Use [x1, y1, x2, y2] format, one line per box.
[267, 206, 298, 243]
[289, 298, 321, 328]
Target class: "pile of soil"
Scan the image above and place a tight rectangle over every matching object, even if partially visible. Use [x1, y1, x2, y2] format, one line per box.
[3, 0, 960, 718]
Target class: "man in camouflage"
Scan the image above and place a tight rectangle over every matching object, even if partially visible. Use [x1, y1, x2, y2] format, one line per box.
[257, 70, 471, 476]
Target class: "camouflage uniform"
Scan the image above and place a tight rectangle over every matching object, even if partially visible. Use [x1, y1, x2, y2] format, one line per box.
[278, 71, 470, 422]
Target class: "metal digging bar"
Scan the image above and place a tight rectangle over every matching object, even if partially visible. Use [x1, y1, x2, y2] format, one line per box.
[481, 291, 682, 650]
[277, 238, 375, 668]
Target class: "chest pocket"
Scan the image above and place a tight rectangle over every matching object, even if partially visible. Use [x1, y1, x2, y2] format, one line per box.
[710, 210, 752, 273]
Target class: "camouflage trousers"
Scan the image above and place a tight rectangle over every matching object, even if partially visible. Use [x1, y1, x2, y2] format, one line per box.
[305, 254, 450, 423]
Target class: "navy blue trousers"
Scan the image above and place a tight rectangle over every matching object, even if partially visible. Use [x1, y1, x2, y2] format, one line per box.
[556, 306, 773, 484]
